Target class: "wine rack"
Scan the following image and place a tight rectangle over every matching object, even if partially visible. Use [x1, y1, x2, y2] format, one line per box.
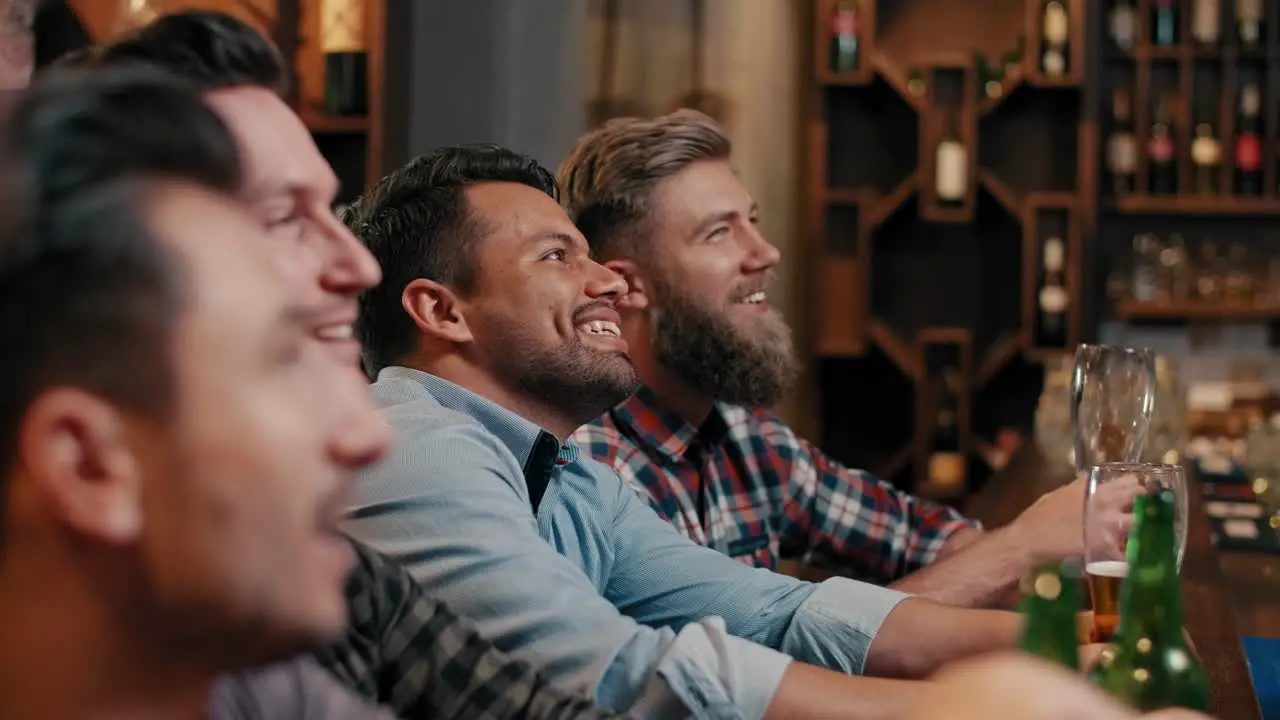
[810, 0, 1280, 499]
[1095, 0, 1280, 327]
[808, 0, 1088, 498]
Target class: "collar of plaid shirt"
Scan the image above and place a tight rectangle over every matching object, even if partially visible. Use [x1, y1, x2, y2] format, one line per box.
[610, 384, 731, 463]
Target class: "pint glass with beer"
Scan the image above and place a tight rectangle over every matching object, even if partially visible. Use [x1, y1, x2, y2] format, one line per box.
[1084, 463, 1189, 642]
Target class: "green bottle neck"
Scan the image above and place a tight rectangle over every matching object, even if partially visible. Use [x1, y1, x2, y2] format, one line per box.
[1115, 493, 1185, 644]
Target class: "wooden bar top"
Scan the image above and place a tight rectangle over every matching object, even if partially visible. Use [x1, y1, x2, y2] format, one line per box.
[968, 446, 1264, 719]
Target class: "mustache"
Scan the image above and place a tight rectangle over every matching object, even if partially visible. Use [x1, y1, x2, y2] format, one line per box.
[729, 272, 776, 301]
[572, 300, 615, 321]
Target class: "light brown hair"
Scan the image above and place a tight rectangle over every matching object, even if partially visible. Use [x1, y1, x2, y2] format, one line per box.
[557, 108, 730, 260]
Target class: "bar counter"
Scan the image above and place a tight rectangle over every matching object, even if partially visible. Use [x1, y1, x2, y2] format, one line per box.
[968, 446, 1266, 719]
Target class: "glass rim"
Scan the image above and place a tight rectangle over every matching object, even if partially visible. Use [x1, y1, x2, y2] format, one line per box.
[1074, 343, 1156, 357]
[1089, 461, 1183, 473]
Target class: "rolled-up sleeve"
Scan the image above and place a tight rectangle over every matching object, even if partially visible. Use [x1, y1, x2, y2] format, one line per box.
[342, 409, 794, 719]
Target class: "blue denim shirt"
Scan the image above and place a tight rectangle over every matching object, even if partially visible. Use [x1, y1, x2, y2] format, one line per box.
[344, 367, 909, 719]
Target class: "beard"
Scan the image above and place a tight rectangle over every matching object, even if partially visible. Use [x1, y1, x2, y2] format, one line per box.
[480, 313, 639, 425]
[650, 279, 799, 409]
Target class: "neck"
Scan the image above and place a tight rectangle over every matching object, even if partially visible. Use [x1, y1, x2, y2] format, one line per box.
[0, 544, 217, 720]
[624, 316, 715, 428]
[408, 355, 582, 441]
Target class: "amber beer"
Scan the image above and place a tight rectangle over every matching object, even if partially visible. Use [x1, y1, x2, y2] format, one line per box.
[1085, 559, 1127, 642]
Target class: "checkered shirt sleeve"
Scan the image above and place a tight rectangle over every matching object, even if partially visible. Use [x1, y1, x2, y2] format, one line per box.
[316, 541, 626, 720]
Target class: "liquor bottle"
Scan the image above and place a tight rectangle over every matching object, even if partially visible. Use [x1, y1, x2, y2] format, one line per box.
[907, 67, 926, 97]
[1190, 104, 1222, 194]
[1153, 0, 1178, 45]
[1018, 561, 1082, 670]
[830, 0, 860, 74]
[1192, 0, 1222, 45]
[1108, 87, 1138, 196]
[1236, 79, 1262, 195]
[1111, 0, 1138, 51]
[928, 369, 965, 494]
[1148, 97, 1177, 195]
[1238, 0, 1264, 49]
[1089, 491, 1210, 712]
[321, 0, 368, 117]
[1041, 0, 1069, 77]
[1036, 235, 1069, 348]
[935, 110, 967, 208]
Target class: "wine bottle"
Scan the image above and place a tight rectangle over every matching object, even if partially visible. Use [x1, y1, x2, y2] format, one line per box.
[830, 0, 860, 74]
[907, 67, 926, 97]
[1190, 103, 1222, 194]
[935, 110, 967, 208]
[1192, 0, 1221, 46]
[928, 369, 965, 494]
[1107, 87, 1138, 196]
[321, 0, 368, 117]
[1089, 491, 1209, 712]
[1041, 0, 1069, 77]
[1238, 0, 1264, 49]
[1153, 0, 1178, 45]
[1111, 0, 1138, 51]
[1037, 235, 1068, 348]
[1235, 79, 1262, 195]
[1148, 97, 1177, 195]
[1018, 561, 1082, 670]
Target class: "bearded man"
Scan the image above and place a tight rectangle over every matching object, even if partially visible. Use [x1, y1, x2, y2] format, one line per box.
[560, 109, 1136, 608]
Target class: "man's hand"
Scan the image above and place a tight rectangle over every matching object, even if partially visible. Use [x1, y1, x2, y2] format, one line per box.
[1010, 473, 1143, 562]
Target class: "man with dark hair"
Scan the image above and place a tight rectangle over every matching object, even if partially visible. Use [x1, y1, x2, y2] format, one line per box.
[68, 12, 629, 719]
[559, 109, 1139, 608]
[0, 64, 395, 719]
[342, 143, 1063, 720]
[70, 9, 378, 366]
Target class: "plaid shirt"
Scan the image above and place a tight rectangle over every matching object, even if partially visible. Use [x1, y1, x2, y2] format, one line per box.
[316, 541, 625, 720]
[572, 386, 979, 584]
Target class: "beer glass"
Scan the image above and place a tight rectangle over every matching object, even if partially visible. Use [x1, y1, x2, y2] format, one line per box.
[1084, 463, 1189, 642]
[1071, 344, 1157, 475]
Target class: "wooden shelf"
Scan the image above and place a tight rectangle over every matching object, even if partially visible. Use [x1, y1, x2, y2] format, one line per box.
[300, 108, 371, 134]
[1116, 300, 1280, 321]
[1109, 195, 1280, 215]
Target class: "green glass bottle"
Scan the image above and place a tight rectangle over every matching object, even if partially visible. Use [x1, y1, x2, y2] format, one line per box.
[1089, 491, 1209, 712]
[1017, 561, 1081, 671]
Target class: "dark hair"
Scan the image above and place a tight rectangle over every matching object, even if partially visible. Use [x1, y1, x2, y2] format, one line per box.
[68, 10, 287, 94]
[0, 65, 243, 521]
[346, 144, 559, 375]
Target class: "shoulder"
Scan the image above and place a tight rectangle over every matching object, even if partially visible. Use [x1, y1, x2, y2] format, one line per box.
[571, 413, 629, 463]
[719, 403, 812, 458]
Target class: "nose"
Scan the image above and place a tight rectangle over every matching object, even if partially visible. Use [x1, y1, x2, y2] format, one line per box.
[318, 213, 383, 295]
[742, 226, 781, 273]
[329, 369, 392, 471]
[584, 260, 628, 301]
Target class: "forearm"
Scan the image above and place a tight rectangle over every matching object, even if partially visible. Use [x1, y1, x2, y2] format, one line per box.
[863, 598, 1023, 679]
[888, 525, 1035, 608]
[765, 664, 922, 720]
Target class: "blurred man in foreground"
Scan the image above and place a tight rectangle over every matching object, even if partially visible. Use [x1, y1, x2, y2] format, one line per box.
[0, 65, 393, 718]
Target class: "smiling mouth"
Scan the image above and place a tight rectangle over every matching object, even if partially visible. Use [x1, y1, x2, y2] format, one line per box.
[315, 323, 355, 341]
[735, 291, 767, 305]
[577, 319, 622, 337]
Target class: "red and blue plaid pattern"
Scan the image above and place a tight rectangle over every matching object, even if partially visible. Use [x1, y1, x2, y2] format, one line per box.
[573, 386, 979, 583]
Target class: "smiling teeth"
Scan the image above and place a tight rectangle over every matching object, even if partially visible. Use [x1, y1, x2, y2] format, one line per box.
[316, 324, 354, 340]
[580, 320, 621, 337]
[740, 291, 766, 304]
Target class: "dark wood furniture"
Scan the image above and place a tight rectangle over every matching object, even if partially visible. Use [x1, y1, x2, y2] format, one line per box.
[806, 0, 1280, 502]
[68, 0, 386, 202]
[968, 447, 1266, 719]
